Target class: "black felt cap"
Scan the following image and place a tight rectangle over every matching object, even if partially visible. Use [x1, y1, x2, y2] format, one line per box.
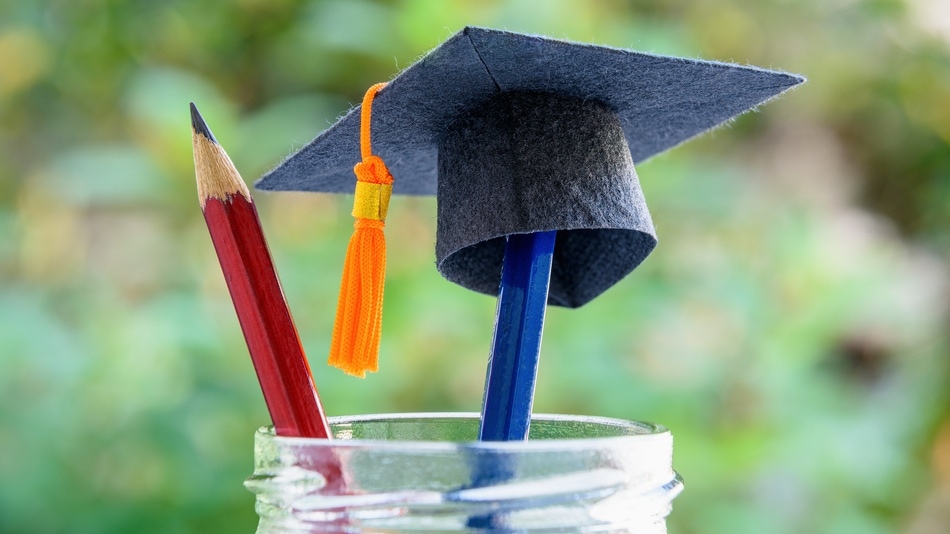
[257, 26, 804, 307]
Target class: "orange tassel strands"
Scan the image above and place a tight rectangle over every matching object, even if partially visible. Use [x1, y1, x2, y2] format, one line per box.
[328, 83, 393, 377]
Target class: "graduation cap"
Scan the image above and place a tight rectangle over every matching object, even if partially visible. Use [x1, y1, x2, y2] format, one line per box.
[257, 26, 804, 379]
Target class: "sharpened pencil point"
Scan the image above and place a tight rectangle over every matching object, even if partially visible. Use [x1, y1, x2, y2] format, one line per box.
[191, 105, 250, 206]
[190, 102, 216, 143]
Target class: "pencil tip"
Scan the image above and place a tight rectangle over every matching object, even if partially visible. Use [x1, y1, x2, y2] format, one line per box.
[190, 102, 217, 143]
[192, 104, 250, 205]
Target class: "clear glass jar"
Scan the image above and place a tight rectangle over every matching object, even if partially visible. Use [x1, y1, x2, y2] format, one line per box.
[245, 413, 682, 533]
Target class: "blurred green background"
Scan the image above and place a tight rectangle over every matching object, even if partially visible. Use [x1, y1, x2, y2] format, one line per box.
[1, 0, 949, 532]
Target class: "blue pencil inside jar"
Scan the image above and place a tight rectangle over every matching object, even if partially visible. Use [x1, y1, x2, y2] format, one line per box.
[246, 413, 682, 533]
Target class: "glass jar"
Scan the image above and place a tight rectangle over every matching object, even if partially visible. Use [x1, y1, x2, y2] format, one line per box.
[245, 413, 682, 533]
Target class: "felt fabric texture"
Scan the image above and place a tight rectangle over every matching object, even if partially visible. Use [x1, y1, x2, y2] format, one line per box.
[437, 92, 655, 307]
[255, 26, 804, 305]
[256, 26, 804, 196]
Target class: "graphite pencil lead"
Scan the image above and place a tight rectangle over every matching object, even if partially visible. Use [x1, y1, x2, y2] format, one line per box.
[191, 104, 250, 206]
[190, 102, 217, 143]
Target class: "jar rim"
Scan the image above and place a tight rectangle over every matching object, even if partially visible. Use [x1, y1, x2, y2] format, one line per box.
[257, 412, 671, 452]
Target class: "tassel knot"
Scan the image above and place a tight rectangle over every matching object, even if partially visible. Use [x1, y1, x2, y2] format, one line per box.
[353, 155, 393, 185]
[328, 83, 391, 377]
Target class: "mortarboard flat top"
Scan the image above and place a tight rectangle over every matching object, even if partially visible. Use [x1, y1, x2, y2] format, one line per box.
[257, 26, 803, 307]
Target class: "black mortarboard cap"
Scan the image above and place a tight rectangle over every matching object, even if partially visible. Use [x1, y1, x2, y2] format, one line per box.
[257, 26, 804, 307]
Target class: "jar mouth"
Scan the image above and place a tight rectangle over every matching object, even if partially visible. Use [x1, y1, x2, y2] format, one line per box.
[249, 412, 680, 532]
[257, 412, 671, 452]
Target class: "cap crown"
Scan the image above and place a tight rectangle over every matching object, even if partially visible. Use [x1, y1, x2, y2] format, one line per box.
[256, 27, 803, 306]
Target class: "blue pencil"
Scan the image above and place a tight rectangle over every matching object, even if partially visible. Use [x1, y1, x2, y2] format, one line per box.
[478, 230, 557, 442]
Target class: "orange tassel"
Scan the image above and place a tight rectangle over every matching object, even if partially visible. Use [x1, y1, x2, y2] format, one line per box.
[328, 83, 392, 377]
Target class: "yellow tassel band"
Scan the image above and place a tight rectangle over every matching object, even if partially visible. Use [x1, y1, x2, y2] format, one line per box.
[352, 181, 392, 221]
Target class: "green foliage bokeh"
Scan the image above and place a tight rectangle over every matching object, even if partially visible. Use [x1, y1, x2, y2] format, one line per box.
[1, 1, 949, 532]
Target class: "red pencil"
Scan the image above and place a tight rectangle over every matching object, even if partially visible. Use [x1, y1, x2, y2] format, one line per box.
[191, 103, 331, 439]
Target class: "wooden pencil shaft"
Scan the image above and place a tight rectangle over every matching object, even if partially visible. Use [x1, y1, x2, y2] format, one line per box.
[478, 231, 556, 442]
[203, 196, 331, 439]
[191, 103, 330, 439]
